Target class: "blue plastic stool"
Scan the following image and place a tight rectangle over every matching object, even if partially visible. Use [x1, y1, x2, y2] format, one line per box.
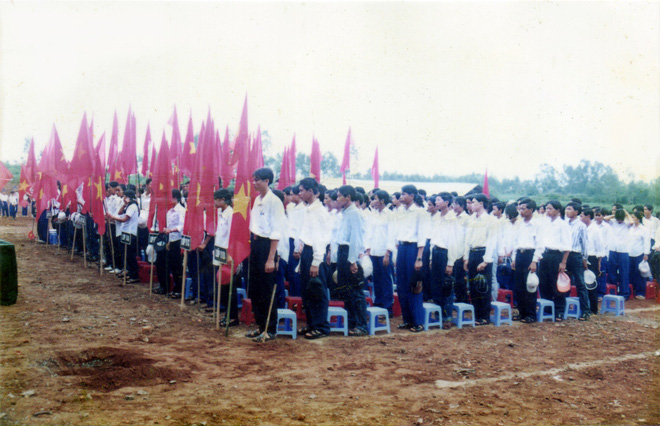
[422, 303, 442, 330]
[366, 306, 391, 335]
[237, 288, 246, 309]
[327, 306, 348, 336]
[490, 301, 512, 327]
[536, 299, 555, 323]
[451, 303, 476, 328]
[564, 297, 580, 319]
[276, 308, 297, 339]
[600, 295, 625, 316]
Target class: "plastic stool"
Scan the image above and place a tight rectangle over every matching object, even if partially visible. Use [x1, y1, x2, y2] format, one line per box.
[366, 306, 391, 335]
[564, 297, 580, 319]
[329, 300, 345, 308]
[601, 295, 625, 316]
[237, 288, 246, 309]
[240, 298, 255, 326]
[490, 301, 512, 326]
[392, 293, 402, 317]
[646, 281, 658, 300]
[422, 303, 442, 330]
[536, 299, 555, 323]
[138, 263, 157, 284]
[277, 308, 297, 339]
[570, 285, 577, 297]
[451, 303, 475, 328]
[605, 284, 617, 295]
[285, 296, 306, 321]
[497, 289, 514, 309]
[363, 290, 371, 299]
[327, 306, 349, 336]
[365, 297, 374, 307]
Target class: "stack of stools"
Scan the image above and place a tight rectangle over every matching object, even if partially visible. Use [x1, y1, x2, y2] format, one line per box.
[601, 294, 625, 316]
[366, 306, 390, 335]
[536, 299, 555, 323]
[277, 308, 297, 339]
[451, 303, 475, 328]
[564, 297, 581, 319]
[605, 284, 617, 295]
[490, 301, 512, 326]
[392, 293, 402, 317]
[422, 303, 442, 330]
[327, 306, 348, 336]
[645, 281, 657, 300]
[497, 289, 514, 309]
[285, 296, 306, 321]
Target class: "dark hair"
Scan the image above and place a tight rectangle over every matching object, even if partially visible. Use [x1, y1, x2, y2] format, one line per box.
[253, 167, 274, 185]
[214, 188, 233, 205]
[437, 192, 453, 204]
[453, 196, 467, 210]
[546, 200, 562, 211]
[582, 208, 594, 219]
[413, 194, 424, 207]
[570, 198, 582, 204]
[401, 185, 417, 196]
[472, 193, 489, 207]
[353, 193, 363, 205]
[566, 201, 582, 215]
[299, 177, 319, 195]
[519, 198, 537, 212]
[504, 203, 519, 219]
[145, 178, 152, 185]
[392, 192, 401, 200]
[290, 186, 300, 195]
[632, 210, 643, 222]
[124, 189, 137, 200]
[109, 181, 119, 188]
[418, 189, 427, 197]
[338, 185, 356, 201]
[613, 203, 624, 210]
[493, 201, 505, 212]
[172, 189, 182, 201]
[374, 190, 390, 205]
[644, 204, 654, 212]
[355, 186, 366, 195]
[328, 189, 338, 201]
[126, 184, 136, 192]
[614, 209, 626, 221]
[283, 186, 292, 195]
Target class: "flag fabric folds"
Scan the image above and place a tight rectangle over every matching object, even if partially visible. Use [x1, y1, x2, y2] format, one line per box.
[0, 161, 13, 192]
[340, 128, 351, 185]
[371, 146, 379, 189]
[310, 136, 322, 183]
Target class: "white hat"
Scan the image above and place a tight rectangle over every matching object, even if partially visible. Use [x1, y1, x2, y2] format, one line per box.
[145, 245, 156, 263]
[57, 211, 67, 223]
[137, 213, 148, 229]
[557, 272, 571, 293]
[584, 269, 597, 290]
[639, 260, 651, 278]
[526, 272, 539, 293]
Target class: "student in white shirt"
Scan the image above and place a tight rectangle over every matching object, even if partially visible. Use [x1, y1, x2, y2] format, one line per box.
[365, 190, 395, 316]
[642, 204, 659, 248]
[154, 189, 186, 297]
[452, 196, 469, 303]
[629, 211, 651, 299]
[107, 189, 140, 283]
[512, 198, 542, 323]
[581, 208, 606, 314]
[285, 186, 305, 298]
[607, 209, 632, 299]
[213, 188, 239, 327]
[593, 207, 612, 299]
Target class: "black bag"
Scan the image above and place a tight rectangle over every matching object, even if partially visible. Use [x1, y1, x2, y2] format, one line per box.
[154, 233, 169, 252]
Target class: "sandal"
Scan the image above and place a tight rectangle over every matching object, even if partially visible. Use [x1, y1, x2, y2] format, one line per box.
[253, 332, 276, 343]
[245, 329, 262, 338]
[475, 319, 490, 326]
[409, 324, 424, 333]
[397, 322, 411, 330]
[304, 329, 328, 340]
[220, 318, 239, 327]
[555, 316, 563, 323]
[348, 328, 368, 337]
[298, 326, 313, 335]
[442, 321, 453, 330]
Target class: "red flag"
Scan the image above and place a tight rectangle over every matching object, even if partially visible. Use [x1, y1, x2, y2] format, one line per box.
[147, 132, 172, 231]
[228, 97, 252, 265]
[277, 146, 289, 190]
[289, 134, 296, 185]
[180, 111, 195, 177]
[182, 120, 206, 249]
[25, 138, 37, 185]
[220, 126, 234, 188]
[108, 111, 124, 183]
[483, 169, 490, 198]
[18, 164, 31, 203]
[33, 145, 59, 218]
[0, 161, 13, 192]
[69, 113, 95, 188]
[340, 128, 352, 185]
[41, 125, 69, 183]
[250, 127, 264, 173]
[96, 132, 107, 174]
[90, 133, 107, 235]
[141, 124, 151, 177]
[310, 136, 322, 183]
[168, 105, 182, 167]
[371, 146, 380, 189]
[120, 107, 137, 180]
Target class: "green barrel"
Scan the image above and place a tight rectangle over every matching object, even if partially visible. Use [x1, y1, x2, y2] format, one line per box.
[0, 239, 18, 305]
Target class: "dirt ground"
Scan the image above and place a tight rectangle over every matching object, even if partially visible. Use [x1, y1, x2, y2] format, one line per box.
[1, 216, 659, 426]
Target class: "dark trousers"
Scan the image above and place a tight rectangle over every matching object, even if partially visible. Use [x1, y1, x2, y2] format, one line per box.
[104, 224, 116, 268]
[287, 238, 301, 297]
[124, 235, 139, 279]
[629, 254, 646, 296]
[453, 258, 468, 303]
[608, 251, 630, 298]
[371, 255, 394, 313]
[337, 245, 367, 331]
[37, 210, 49, 241]
[396, 242, 424, 327]
[276, 257, 287, 309]
[566, 252, 590, 314]
[514, 250, 536, 320]
[113, 230, 123, 270]
[586, 255, 600, 315]
[84, 214, 99, 257]
[421, 240, 432, 302]
[156, 239, 183, 293]
[220, 274, 240, 320]
[431, 246, 452, 321]
[597, 256, 609, 297]
[9, 204, 17, 219]
[198, 238, 215, 306]
[1, 201, 8, 216]
[249, 237, 277, 335]
[300, 245, 330, 334]
[467, 248, 492, 321]
[138, 227, 149, 255]
[539, 249, 565, 316]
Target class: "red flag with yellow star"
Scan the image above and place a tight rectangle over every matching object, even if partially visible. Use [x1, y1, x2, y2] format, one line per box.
[182, 121, 207, 249]
[180, 111, 196, 178]
[0, 161, 13, 192]
[108, 111, 124, 183]
[147, 132, 172, 232]
[228, 97, 252, 265]
[25, 138, 37, 185]
[69, 113, 95, 187]
[18, 164, 31, 205]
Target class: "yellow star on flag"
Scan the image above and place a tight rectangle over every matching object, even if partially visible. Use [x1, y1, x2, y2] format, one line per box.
[159, 182, 164, 191]
[233, 183, 250, 221]
[195, 183, 202, 207]
[39, 188, 44, 199]
[94, 178, 103, 200]
[61, 184, 68, 197]
[19, 180, 30, 192]
[189, 141, 196, 155]
[114, 170, 123, 180]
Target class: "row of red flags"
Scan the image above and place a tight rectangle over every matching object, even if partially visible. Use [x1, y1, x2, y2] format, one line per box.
[10, 98, 383, 266]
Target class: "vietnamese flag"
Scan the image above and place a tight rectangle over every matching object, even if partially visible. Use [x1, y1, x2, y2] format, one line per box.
[141, 124, 152, 177]
[25, 137, 37, 185]
[340, 128, 352, 185]
[69, 113, 95, 188]
[220, 126, 233, 188]
[168, 105, 182, 166]
[120, 107, 137, 180]
[17, 164, 31, 207]
[183, 121, 207, 249]
[277, 146, 289, 190]
[227, 97, 252, 265]
[40, 125, 69, 184]
[180, 111, 195, 178]
[90, 133, 107, 235]
[310, 136, 322, 183]
[483, 169, 490, 198]
[371, 146, 380, 189]
[147, 132, 172, 232]
[0, 161, 13, 192]
[96, 132, 107, 174]
[108, 111, 124, 183]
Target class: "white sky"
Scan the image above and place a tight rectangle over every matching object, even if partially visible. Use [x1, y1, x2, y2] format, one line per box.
[1, 1, 659, 182]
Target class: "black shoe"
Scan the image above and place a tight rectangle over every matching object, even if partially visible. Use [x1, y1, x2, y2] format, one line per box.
[170, 292, 182, 299]
[152, 288, 166, 295]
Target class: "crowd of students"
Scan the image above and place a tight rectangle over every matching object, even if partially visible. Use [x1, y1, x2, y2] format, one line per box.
[24, 168, 660, 343]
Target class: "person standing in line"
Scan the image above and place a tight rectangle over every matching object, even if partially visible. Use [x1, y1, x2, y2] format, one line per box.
[537, 201, 572, 321]
[286, 186, 305, 298]
[421, 195, 437, 302]
[394, 185, 426, 332]
[452, 196, 469, 303]
[642, 205, 658, 251]
[8, 191, 18, 219]
[581, 208, 606, 315]
[296, 178, 331, 339]
[107, 189, 140, 283]
[628, 210, 651, 299]
[607, 209, 632, 300]
[365, 190, 396, 316]
[564, 202, 591, 320]
[593, 207, 612, 300]
[154, 189, 186, 297]
[245, 168, 287, 343]
[511, 198, 542, 323]
[213, 188, 240, 326]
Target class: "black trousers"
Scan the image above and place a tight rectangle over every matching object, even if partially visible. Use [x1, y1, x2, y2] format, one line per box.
[156, 239, 183, 293]
[248, 237, 277, 335]
[587, 255, 600, 315]
[539, 249, 565, 316]
[467, 248, 492, 321]
[513, 250, 535, 319]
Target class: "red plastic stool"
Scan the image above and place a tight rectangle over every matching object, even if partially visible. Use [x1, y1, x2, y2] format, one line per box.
[497, 289, 514, 309]
[646, 281, 658, 300]
[570, 285, 577, 297]
[392, 293, 402, 317]
[285, 296, 306, 321]
[329, 300, 345, 308]
[240, 298, 255, 326]
[138, 263, 157, 284]
[365, 297, 373, 307]
[605, 284, 617, 295]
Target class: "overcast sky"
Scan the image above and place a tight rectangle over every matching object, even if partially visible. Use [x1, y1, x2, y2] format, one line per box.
[1, 1, 658, 182]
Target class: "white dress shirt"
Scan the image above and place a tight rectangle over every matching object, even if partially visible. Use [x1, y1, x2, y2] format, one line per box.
[365, 208, 395, 257]
[298, 199, 330, 267]
[395, 203, 425, 248]
[249, 189, 286, 241]
[628, 224, 650, 257]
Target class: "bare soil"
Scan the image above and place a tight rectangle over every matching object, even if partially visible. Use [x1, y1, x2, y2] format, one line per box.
[1, 216, 659, 426]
